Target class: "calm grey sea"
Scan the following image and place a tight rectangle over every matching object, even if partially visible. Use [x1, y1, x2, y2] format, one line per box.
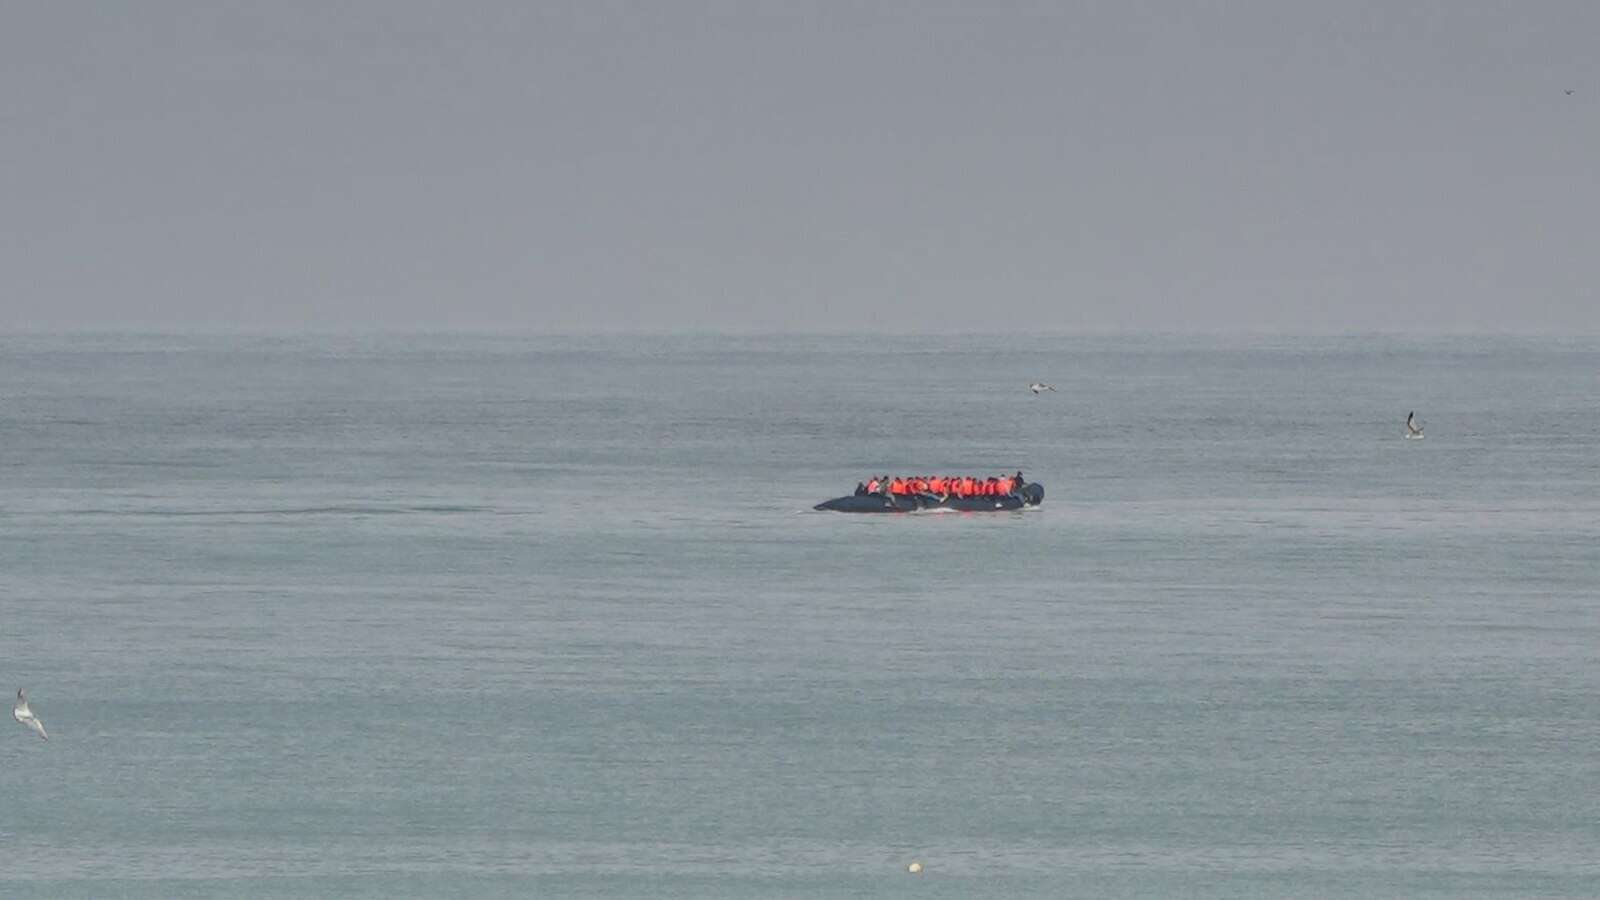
[1, 334, 1596, 898]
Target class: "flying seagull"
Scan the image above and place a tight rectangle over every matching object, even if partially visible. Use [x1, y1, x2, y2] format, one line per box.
[13, 689, 47, 741]
[1566, 89, 1575, 95]
[1405, 411, 1424, 438]
[1029, 382, 1057, 394]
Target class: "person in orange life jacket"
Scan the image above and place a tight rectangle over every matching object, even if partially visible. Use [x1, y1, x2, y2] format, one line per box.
[866, 477, 880, 494]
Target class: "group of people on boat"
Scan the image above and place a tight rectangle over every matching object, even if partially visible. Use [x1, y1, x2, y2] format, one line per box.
[854, 472, 1027, 499]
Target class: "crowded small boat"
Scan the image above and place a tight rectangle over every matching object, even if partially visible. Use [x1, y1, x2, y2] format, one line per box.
[815, 472, 1044, 513]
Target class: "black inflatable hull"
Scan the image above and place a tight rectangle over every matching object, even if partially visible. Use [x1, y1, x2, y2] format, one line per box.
[815, 483, 1043, 513]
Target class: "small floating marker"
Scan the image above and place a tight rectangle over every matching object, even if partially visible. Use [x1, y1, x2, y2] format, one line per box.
[908, 861, 923, 874]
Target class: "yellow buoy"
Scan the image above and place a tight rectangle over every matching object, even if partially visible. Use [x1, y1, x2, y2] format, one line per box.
[908, 861, 923, 874]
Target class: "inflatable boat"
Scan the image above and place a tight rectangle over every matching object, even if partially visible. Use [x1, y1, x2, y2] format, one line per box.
[815, 482, 1043, 513]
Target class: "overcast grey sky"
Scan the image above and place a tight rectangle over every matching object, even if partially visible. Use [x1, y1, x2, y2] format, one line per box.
[4, 1, 1596, 332]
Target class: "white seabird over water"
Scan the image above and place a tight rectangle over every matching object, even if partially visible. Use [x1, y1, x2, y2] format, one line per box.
[14, 689, 47, 740]
[1029, 382, 1057, 394]
[1405, 412, 1424, 439]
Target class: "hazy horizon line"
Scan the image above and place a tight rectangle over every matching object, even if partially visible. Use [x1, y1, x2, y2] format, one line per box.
[4, 325, 1600, 339]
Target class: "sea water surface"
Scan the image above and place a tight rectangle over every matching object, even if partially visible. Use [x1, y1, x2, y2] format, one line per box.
[0, 333, 1596, 898]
